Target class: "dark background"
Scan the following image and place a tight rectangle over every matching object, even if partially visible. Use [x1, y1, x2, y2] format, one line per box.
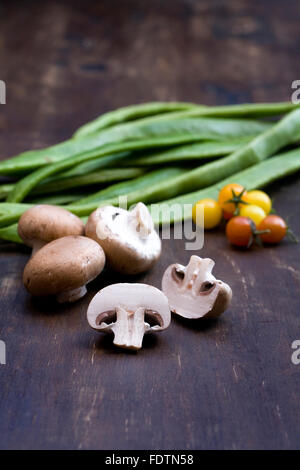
[0, 0, 300, 450]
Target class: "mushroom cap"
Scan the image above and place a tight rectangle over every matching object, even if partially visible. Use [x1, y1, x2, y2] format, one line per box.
[162, 255, 232, 319]
[18, 205, 85, 247]
[87, 283, 171, 331]
[23, 235, 105, 297]
[85, 203, 161, 274]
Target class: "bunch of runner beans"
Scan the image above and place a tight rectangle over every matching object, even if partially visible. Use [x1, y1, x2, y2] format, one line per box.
[192, 184, 297, 248]
[0, 101, 300, 244]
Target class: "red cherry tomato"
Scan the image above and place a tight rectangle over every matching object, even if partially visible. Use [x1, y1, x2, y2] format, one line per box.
[223, 210, 234, 221]
[226, 216, 254, 247]
[258, 215, 287, 244]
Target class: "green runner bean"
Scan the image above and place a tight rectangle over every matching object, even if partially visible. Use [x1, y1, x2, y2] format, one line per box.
[126, 137, 252, 166]
[0, 117, 271, 175]
[74, 101, 197, 137]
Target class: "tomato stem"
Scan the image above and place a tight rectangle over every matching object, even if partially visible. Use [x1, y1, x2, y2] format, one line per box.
[287, 227, 298, 243]
[249, 219, 270, 247]
[226, 187, 249, 215]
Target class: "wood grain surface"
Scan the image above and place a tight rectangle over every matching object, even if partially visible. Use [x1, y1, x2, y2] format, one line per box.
[0, 0, 299, 450]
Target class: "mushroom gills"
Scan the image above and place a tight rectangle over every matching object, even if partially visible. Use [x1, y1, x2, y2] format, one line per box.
[199, 281, 216, 294]
[144, 309, 164, 328]
[172, 266, 185, 283]
[96, 310, 117, 326]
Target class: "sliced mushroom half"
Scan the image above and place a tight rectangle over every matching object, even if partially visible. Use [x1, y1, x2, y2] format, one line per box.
[162, 255, 232, 319]
[87, 283, 171, 350]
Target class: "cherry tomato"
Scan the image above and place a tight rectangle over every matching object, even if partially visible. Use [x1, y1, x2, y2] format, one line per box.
[226, 216, 254, 247]
[244, 190, 272, 215]
[258, 215, 287, 244]
[223, 210, 234, 221]
[192, 198, 222, 229]
[218, 183, 247, 215]
[240, 204, 266, 226]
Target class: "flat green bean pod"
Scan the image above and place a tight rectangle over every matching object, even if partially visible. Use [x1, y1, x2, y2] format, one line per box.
[74, 101, 299, 139]
[126, 137, 252, 166]
[153, 101, 300, 122]
[74, 167, 186, 206]
[7, 119, 272, 203]
[0, 168, 186, 226]
[4, 108, 300, 211]
[73, 101, 197, 137]
[28, 193, 86, 205]
[0, 223, 22, 244]
[0, 117, 271, 175]
[99, 101, 300, 134]
[53, 151, 130, 178]
[0, 167, 145, 199]
[31, 167, 145, 195]
[0, 203, 33, 227]
[0, 184, 13, 200]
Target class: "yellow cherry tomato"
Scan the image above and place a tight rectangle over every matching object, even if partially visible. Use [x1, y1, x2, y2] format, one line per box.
[218, 183, 247, 215]
[192, 198, 222, 229]
[244, 190, 272, 215]
[240, 204, 266, 225]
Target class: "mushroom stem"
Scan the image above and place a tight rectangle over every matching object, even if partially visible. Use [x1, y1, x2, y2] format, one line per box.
[31, 240, 47, 256]
[183, 255, 215, 293]
[56, 285, 87, 303]
[130, 202, 154, 237]
[112, 306, 147, 350]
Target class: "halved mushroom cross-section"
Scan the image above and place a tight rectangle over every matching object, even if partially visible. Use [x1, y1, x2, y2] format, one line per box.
[87, 284, 171, 350]
[162, 255, 232, 319]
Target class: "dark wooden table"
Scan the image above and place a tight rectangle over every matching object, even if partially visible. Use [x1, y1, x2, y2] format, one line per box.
[0, 0, 299, 450]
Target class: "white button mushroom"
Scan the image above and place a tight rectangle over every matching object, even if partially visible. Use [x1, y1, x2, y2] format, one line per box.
[162, 255, 232, 319]
[18, 205, 85, 255]
[23, 235, 106, 303]
[87, 283, 171, 350]
[85, 203, 161, 274]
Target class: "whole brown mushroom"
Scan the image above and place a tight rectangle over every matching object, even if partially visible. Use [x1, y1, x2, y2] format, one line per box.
[18, 205, 85, 255]
[23, 235, 106, 303]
